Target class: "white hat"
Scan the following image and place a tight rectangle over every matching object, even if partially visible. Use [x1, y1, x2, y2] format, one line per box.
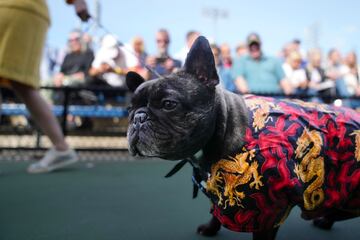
[100, 34, 119, 58]
[94, 34, 120, 68]
[101, 34, 118, 48]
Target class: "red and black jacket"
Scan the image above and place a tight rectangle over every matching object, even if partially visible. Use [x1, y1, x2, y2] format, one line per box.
[206, 95, 360, 232]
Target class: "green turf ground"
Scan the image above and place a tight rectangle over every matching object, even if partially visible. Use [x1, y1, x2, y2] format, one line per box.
[0, 160, 359, 240]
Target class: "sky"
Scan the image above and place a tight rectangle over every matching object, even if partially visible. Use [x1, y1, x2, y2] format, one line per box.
[47, 0, 360, 57]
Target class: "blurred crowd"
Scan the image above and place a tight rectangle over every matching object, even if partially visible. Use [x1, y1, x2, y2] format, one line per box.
[38, 29, 360, 108]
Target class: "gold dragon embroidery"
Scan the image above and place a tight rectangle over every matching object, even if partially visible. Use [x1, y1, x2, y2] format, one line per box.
[294, 129, 325, 210]
[245, 98, 282, 132]
[206, 148, 264, 209]
[350, 130, 360, 162]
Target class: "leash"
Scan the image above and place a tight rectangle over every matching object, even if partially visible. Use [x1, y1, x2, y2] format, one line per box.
[164, 151, 210, 199]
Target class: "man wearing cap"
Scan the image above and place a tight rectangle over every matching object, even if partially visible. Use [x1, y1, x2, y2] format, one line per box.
[232, 33, 291, 95]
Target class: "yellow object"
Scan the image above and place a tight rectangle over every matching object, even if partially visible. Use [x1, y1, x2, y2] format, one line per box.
[350, 130, 360, 162]
[0, 0, 50, 89]
[206, 148, 263, 209]
[114, 67, 125, 75]
[294, 129, 325, 210]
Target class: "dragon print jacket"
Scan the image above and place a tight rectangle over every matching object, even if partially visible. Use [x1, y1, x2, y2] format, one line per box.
[206, 95, 360, 232]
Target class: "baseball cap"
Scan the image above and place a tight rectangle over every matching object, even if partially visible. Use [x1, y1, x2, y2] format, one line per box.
[247, 33, 261, 46]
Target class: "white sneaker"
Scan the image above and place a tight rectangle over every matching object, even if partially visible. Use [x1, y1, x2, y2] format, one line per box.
[27, 148, 78, 174]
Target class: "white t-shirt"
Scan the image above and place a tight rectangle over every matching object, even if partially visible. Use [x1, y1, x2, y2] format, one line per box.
[282, 63, 307, 88]
[92, 47, 127, 87]
[121, 44, 148, 69]
[343, 65, 360, 95]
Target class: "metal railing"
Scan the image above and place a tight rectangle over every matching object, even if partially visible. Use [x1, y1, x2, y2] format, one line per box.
[1, 86, 360, 151]
[0, 86, 130, 151]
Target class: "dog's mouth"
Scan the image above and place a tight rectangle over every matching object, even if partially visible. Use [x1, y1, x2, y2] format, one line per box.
[129, 141, 142, 157]
[127, 125, 138, 152]
[127, 120, 196, 160]
[128, 127, 143, 156]
[127, 126, 163, 158]
[128, 130, 184, 159]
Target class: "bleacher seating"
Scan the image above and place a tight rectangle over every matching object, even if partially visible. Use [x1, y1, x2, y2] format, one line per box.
[1, 103, 128, 118]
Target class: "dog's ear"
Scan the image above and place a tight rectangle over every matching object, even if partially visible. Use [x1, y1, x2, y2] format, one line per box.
[184, 36, 219, 88]
[126, 71, 145, 92]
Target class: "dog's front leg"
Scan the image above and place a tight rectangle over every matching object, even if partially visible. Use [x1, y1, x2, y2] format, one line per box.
[252, 227, 279, 240]
[197, 215, 221, 236]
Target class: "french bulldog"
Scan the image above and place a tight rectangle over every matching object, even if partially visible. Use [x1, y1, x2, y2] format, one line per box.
[126, 36, 360, 240]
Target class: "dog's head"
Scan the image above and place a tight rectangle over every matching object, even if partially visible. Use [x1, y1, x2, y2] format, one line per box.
[126, 36, 219, 160]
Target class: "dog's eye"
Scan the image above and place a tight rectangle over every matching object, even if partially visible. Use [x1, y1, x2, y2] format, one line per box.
[162, 100, 177, 110]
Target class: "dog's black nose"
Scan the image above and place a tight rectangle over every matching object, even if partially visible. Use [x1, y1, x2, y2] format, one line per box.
[133, 112, 148, 125]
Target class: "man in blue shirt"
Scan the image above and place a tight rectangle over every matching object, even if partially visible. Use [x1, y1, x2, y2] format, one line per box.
[232, 33, 291, 95]
[146, 29, 181, 79]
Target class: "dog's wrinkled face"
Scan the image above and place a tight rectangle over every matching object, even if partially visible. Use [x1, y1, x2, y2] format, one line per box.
[126, 36, 219, 160]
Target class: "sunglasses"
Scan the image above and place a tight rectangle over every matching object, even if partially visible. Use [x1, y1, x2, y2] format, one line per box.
[249, 45, 260, 52]
[68, 37, 80, 43]
[156, 39, 169, 44]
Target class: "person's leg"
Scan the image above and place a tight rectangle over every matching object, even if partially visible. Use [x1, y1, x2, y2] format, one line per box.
[335, 78, 351, 107]
[350, 98, 360, 110]
[11, 81, 68, 151]
[335, 78, 350, 97]
[10, 81, 78, 173]
[197, 215, 221, 236]
[307, 88, 323, 103]
[0, 88, 2, 117]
